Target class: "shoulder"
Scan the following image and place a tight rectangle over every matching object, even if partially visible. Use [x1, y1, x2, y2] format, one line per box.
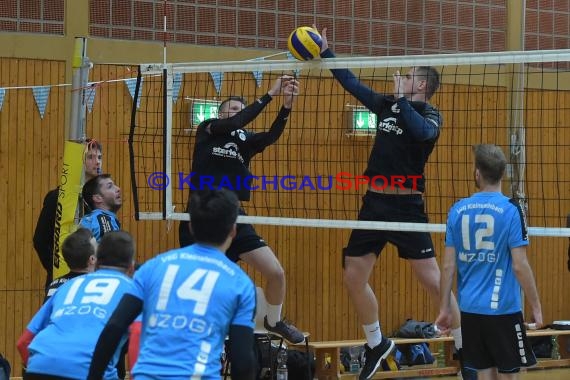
[93, 209, 118, 221]
[196, 118, 218, 135]
[46, 187, 59, 199]
[507, 198, 529, 226]
[449, 197, 467, 213]
[42, 187, 60, 205]
[52, 273, 85, 294]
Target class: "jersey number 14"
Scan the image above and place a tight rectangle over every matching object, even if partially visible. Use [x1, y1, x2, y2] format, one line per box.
[156, 265, 221, 316]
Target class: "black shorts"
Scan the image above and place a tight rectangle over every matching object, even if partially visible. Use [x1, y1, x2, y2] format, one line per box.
[461, 311, 537, 373]
[343, 192, 435, 260]
[179, 208, 267, 263]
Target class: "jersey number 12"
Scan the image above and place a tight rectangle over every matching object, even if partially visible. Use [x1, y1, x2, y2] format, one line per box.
[461, 214, 495, 251]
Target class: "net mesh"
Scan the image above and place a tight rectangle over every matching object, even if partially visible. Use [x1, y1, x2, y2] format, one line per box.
[129, 50, 570, 236]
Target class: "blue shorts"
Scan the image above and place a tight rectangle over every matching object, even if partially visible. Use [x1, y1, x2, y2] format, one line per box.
[343, 191, 435, 261]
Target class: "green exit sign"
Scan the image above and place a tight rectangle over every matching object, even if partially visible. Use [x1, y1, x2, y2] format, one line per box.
[191, 100, 221, 126]
[352, 107, 377, 132]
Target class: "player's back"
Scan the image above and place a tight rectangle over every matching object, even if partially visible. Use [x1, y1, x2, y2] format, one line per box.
[447, 191, 528, 314]
[27, 269, 134, 379]
[132, 244, 256, 379]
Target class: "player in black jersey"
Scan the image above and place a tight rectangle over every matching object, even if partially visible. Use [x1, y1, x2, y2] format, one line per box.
[317, 27, 474, 380]
[179, 76, 305, 344]
[33, 139, 102, 293]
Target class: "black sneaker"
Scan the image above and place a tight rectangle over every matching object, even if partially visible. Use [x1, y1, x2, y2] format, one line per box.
[454, 348, 477, 380]
[359, 337, 395, 380]
[263, 316, 305, 344]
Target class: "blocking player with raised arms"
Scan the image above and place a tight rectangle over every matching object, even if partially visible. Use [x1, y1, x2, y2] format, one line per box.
[436, 144, 542, 379]
[178, 76, 305, 344]
[89, 188, 257, 380]
[17, 231, 136, 380]
[316, 27, 471, 380]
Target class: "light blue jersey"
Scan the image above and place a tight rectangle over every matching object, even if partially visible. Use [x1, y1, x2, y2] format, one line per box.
[445, 192, 529, 315]
[80, 209, 121, 242]
[130, 244, 256, 379]
[26, 269, 134, 379]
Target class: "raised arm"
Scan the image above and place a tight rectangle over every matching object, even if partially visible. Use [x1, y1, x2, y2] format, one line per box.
[249, 77, 299, 153]
[393, 72, 441, 140]
[207, 77, 288, 135]
[396, 99, 441, 141]
[317, 27, 383, 112]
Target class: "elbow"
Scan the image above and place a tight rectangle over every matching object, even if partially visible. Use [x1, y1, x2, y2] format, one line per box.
[441, 262, 455, 276]
[512, 260, 531, 280]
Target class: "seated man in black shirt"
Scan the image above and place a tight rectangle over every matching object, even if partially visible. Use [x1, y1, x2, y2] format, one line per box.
[179, 76, 305, 344]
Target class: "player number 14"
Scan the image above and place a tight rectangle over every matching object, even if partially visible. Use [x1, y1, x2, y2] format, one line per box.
[156, 265, 220, 316]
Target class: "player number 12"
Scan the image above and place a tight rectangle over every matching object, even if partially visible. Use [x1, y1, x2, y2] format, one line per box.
[461, 214, 495, 251]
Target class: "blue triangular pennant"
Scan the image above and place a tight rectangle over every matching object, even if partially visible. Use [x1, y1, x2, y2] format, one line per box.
[0, 88, 5, 112]
[286, 52, 301, 78]
[172, 73, 183, 103]
[85, 83, 97, 113]
[125, 78, 143, 109]
[252, 58, 263, 88]
[209, 72, 224, 95]
[32, 86, 50, 119]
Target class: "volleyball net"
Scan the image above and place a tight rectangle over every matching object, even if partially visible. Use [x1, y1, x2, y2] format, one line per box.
[129, 50, 570, 237]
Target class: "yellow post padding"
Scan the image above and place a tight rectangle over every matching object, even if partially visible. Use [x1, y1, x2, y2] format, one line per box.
[52, 140, 85, 278]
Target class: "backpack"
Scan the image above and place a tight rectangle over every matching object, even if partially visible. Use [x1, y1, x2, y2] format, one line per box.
[397, 343, 435, 366]
[286, 349, 315, 380]
[0, 353, 10, 380]
[395, 319, 437, 339]
[529, 336, 553, 358]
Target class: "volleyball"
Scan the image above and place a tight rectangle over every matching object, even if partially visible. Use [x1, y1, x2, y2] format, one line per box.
[287, 26, 322, 61]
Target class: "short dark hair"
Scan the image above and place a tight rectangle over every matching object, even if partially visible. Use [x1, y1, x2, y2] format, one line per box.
[416, 66, 440, 99]
[62, 228, 95, 270]
[189, 188, 239, 245]
[219, 96, 247, 113]
[97, 231, 135, 269]
[86, 138, 103, 153]
[473, 144, 507, 185]
[82, 174, 111, 211]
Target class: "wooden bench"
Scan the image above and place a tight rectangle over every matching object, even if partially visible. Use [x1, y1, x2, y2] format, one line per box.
[296, 335, 457, 379]
[300, 328, 570, 379]
[526, 328, 570, 370]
